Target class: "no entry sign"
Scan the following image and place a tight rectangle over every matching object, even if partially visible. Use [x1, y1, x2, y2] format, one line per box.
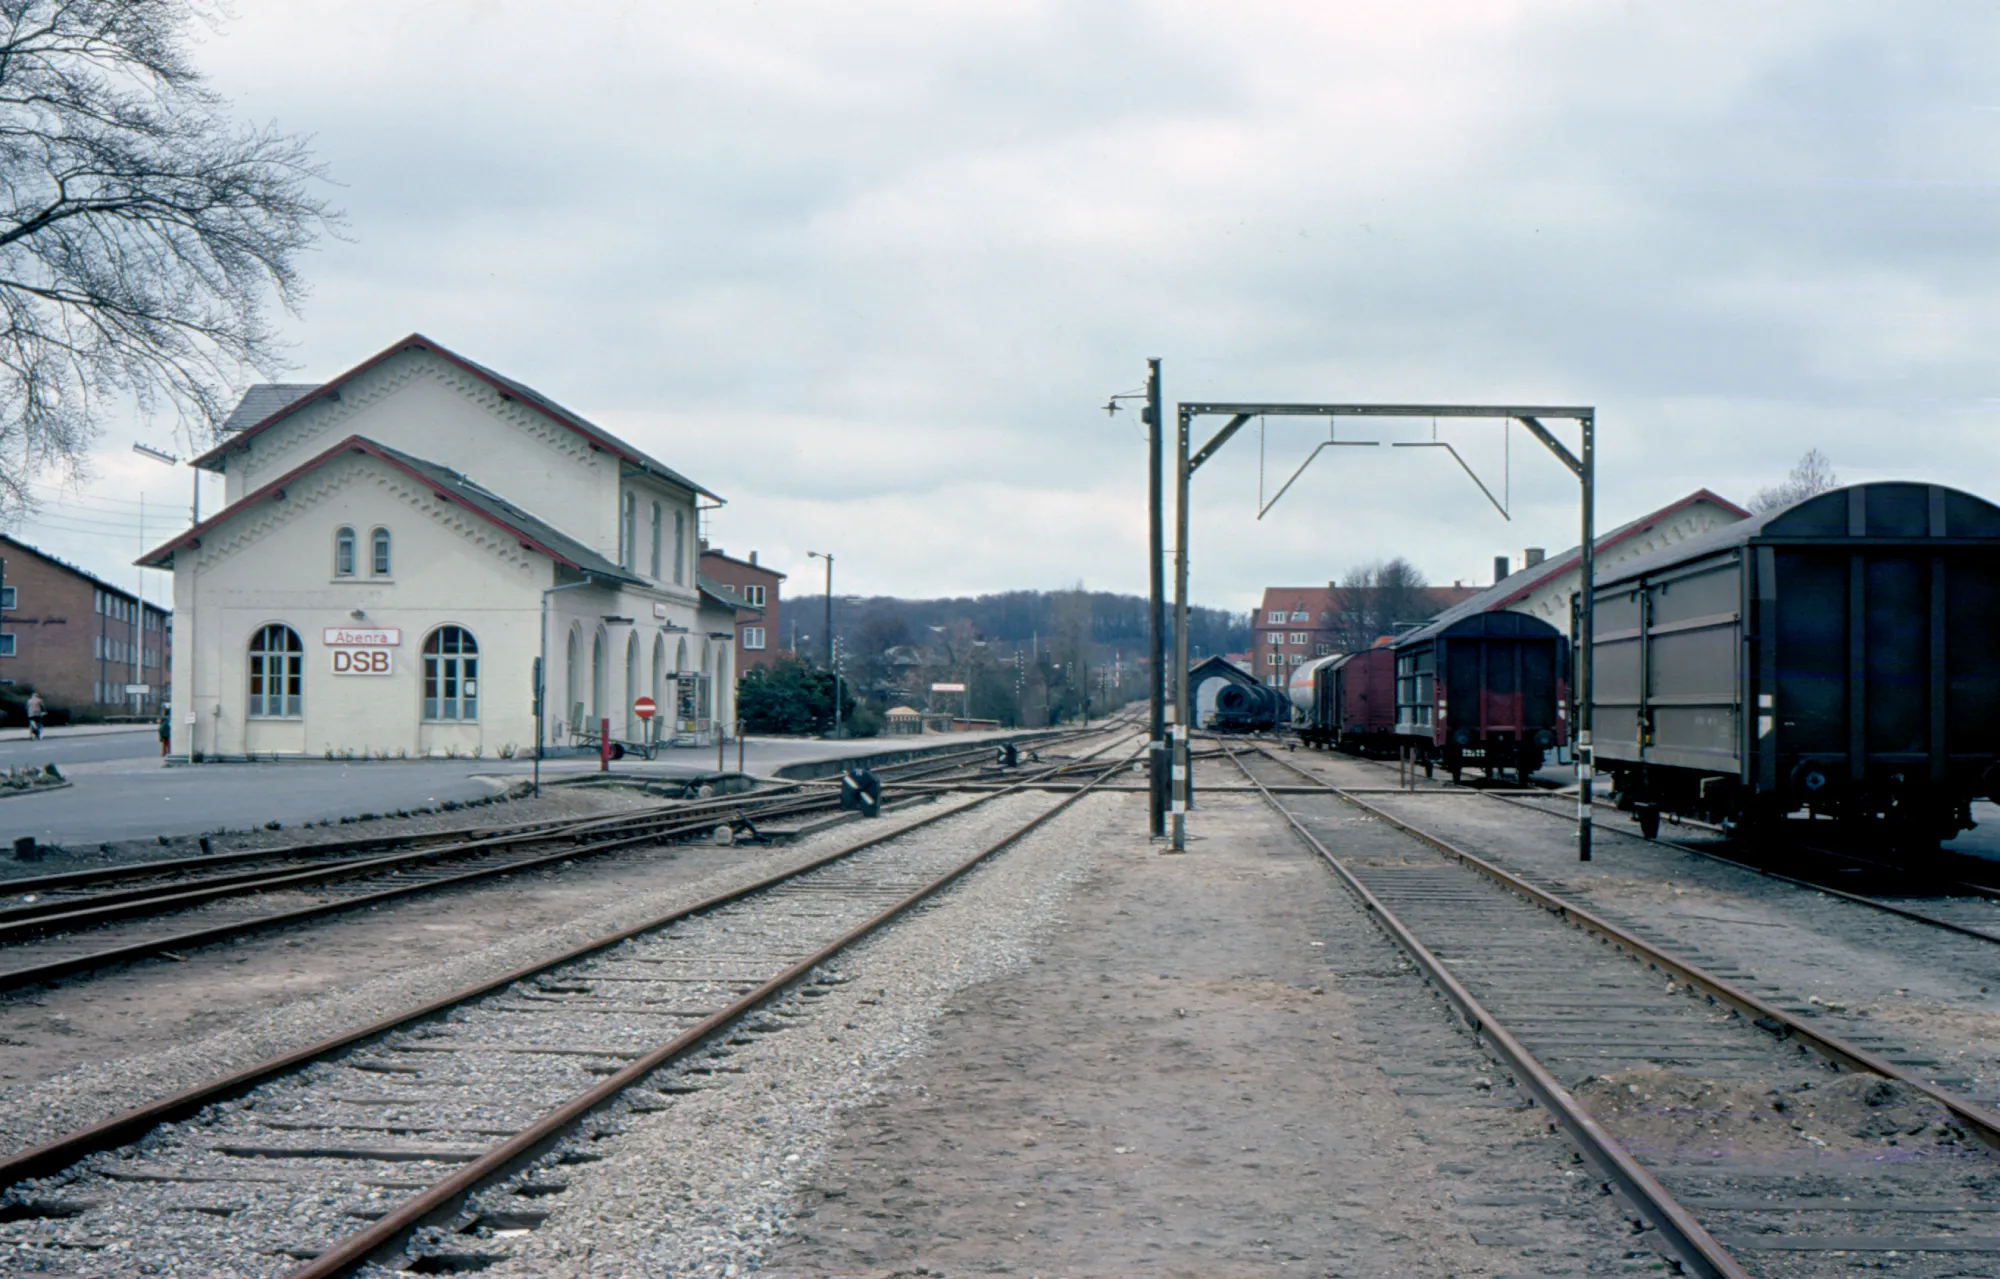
[633, 696, 657, 721]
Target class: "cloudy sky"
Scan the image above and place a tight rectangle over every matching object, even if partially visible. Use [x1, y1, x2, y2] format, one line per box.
[25, 0, 2000, 612]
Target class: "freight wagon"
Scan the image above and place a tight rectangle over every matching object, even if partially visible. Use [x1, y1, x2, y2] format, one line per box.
[1590, 481, 2000, 847]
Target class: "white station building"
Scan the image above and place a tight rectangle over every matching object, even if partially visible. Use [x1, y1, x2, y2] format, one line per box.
[143, 334, 745, 761]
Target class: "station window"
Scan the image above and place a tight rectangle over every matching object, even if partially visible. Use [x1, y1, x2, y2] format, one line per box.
[650, 502, 663, 578]
[1291, 610, 1308, 622]
[371, 527, 392, 576]
[744, 584, 766, 607]
[0, 586, 14, 610]
[1288, 631, 1306, 644]
[333, 526, 356, 577]
[0, 635, 13, 658]
[423, 626, 479, 721]
[248, 624, 304, 717]
[673, 510, 686, 586]
[1289, 653, 1303, 665]
[1266, 609, 1285, 624]
[743, 626, 766, 650]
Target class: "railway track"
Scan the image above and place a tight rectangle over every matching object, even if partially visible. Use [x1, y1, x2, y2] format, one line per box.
[0, 730, 1108, 993]
[1288, 739, 2000, 948]
[1225, 741, 2000, 1276]
[0, 727, 1140, 1275]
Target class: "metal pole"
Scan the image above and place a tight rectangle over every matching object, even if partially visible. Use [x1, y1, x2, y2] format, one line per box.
[1171, 403, 1192, 851]
[1578, 414, 1596, 862]
[1147, 358, 1166, 837]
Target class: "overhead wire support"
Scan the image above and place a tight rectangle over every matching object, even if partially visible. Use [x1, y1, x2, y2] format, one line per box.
[1166, 398, 1596, 860]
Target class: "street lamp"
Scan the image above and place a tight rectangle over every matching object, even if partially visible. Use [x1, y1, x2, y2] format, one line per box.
[132, 443, 192, 737]
[807, 550, 840, 737]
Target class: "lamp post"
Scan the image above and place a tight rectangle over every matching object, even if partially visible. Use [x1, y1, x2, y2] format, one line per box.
[1104, 360, 1166, 838]
[807, 551, 839, 737]
[133, 443, 190, 744]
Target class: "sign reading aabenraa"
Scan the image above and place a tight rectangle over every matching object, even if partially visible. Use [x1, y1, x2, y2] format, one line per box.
[322, 626, 401, 647]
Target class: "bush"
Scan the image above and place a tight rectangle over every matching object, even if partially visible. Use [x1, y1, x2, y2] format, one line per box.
[845, 704, 883, 738]
[737, 655, 857, 735]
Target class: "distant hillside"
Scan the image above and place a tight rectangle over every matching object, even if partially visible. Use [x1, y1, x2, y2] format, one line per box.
[786, 590, 1250, 661]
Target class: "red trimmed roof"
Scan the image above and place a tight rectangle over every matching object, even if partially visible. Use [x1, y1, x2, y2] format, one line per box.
[140, 434, 641, 583]
[193, 333, 720, 501]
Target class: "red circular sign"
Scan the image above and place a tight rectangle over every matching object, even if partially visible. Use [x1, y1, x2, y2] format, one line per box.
[633, 696, 657, 720]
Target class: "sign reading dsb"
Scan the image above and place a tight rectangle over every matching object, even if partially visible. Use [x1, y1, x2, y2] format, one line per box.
[331, 648, 392, 675]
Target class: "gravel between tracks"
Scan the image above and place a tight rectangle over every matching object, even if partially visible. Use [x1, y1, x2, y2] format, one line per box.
[461, 789, 1112, 1277]
[0, 794, 977, 1165]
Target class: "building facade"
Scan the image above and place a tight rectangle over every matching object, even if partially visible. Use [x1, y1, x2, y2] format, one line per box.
[1441, 490, 1751, 633]
[1252, 582, 1483, 688]
[698, 547, 783, 672]
[0, 535, 170, 715]
[143, 334, 742, 760]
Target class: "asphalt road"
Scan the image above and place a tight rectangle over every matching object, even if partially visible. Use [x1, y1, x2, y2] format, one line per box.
[0, 725, 1042, 847]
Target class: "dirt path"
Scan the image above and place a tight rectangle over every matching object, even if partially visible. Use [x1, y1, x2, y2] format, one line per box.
[761, 792, 1665, 1278]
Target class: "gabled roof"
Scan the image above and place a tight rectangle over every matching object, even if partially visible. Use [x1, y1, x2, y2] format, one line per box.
[139, 435, 644, 586]
[222, 384, 319, 434]
[0, 533, 167, 613]
[1414, 488, 1750, 633]
[195, 334, 722, 502]
[696, 572, 761, 616]
[699, 547, 787, 580]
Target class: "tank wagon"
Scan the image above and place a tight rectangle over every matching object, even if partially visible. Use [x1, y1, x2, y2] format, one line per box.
[1392, 611, 1568, 783]
[1208, 679, 1287, 732]
[1590, 481, 2000, 847]
[1286, 654, 1343, 726]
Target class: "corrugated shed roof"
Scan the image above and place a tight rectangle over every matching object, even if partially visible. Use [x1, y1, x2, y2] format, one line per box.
[1411, 489, 1750, 634]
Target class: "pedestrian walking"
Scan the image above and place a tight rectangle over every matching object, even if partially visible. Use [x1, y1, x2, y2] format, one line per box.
[25, 691, 44, 741]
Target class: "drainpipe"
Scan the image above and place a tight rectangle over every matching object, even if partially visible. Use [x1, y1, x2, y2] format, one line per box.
[538, 575, 601, 798]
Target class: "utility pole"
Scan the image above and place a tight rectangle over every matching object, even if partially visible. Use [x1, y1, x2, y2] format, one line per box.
[1146, 359, 1166, 837]
[809, 550, 837, 736]
[1171, 404, 1193, 850]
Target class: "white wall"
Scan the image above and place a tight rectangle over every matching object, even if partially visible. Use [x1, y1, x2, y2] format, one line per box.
[1504, 499, 1745, 629]
[173, 450, 713, 758]
[221, 347, 701, 571]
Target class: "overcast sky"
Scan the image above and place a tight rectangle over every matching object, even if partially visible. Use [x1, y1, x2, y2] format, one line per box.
[25, 1, 2000, 612]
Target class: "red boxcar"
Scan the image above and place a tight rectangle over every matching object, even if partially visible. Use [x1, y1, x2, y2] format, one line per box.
[1392, 611, 1568, 783]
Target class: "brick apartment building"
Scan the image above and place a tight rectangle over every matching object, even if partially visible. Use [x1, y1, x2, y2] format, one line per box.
[1253, 581, 1483, 687]
[698, 546, 783, 672]
[0, 534, 170, 715]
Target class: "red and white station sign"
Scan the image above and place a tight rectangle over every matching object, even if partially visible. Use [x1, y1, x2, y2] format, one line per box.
[633, 696, 657, 721]
[323, 626, 401, 647]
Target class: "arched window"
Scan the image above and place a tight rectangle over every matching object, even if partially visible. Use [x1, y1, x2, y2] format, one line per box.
[370, 527, 391, 576]
[652, 633, 666, 707]
[422, 626, 479, 721]
[625, 633, 641, 738]
[650, 502, 662, 579]
[591, 628, 606, 723]
[565, 626, 581, 730]
[621, 492, 637, 570]
[248, 624, 304, 717]
[673, 510, 686, 585]
[333, 527, 356, 577]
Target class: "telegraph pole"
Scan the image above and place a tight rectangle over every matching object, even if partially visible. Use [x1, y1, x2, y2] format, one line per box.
[1146, 358, 1167, 838]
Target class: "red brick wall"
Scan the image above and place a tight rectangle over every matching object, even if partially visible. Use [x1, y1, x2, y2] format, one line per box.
[699, 552, 784, 672]
[0, 542, 168, 715]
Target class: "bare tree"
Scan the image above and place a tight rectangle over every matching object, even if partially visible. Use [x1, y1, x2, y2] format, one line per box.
[0, 1, 339, 512]
[1331, 557, 1430, 652]
[1749, 449, 1838, 514]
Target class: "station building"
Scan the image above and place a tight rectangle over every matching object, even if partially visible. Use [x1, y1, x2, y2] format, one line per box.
[142, 335, 743, 761]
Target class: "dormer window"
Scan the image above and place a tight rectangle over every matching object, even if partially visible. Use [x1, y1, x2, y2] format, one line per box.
[334, 526, 356, 577]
